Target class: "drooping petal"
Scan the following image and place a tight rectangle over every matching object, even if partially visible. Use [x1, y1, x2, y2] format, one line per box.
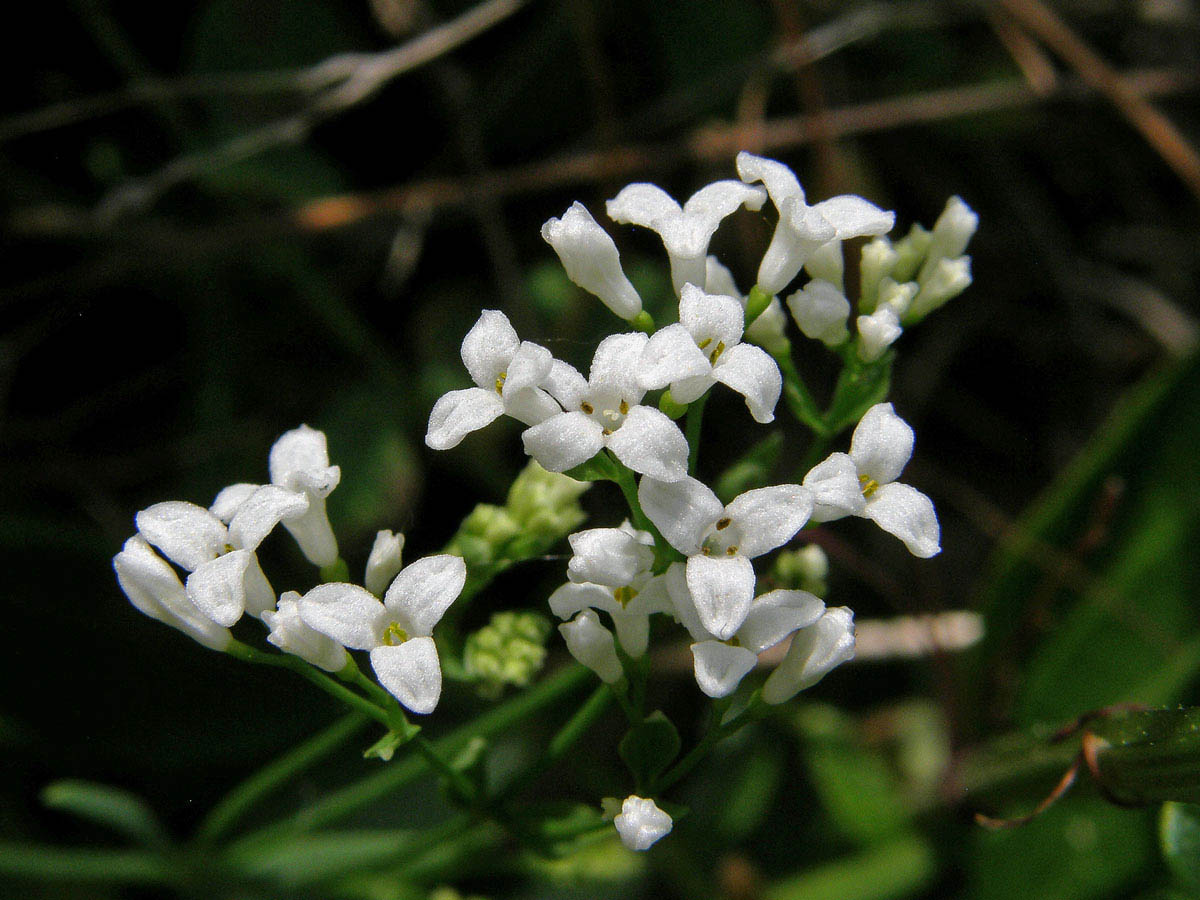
[209, 483, 259, 524]
[264, 592, 348, 672]
[227, 484, 309, 552]
[559, 610, 623, 683]
[691, 640, 759, 698]
[297, 582, 387, 651]
[786, 280, 850, 347]
[185, 550, 254, 627]
[542, 201, 643, 320]
[614, 795, 673, 851]
[521, 411, 606, 473]
[686, 554, 756, 640]
[862, 482, 941, 558]
[680, 181, 768, 245]
[638, 476, 722, 556]
[662, 561, 714, 641]
[762, 607, 855, 704]
[669, 372, 718, 405]
[849, 402, 914, 485]
[639, 323, 711, 392]
[549, 581, 619, 620]
[735, 151, 803, 208]
[135, 501, 228, 572]
[811, 195, 895, 240]
[724, 484, 812, 559]
[425, 387, 505, 450]
[567, 527, 655, 587]
[606, 183, 682, 231]
[606, 406, 689, 482]
[757, 199, 837, 296]
[803, 452, 866, 522]
[269, 425, 340, 497]
[737, 589, 825, 654]
[384, 554, 467, 637]
[589, 332, 650, 398]
[542, 359, 589, 410]
[712, 343, 782, 424]
[460, 309, 519, 389]
[503, 341, 555, 397]
[611, 607, 652, 658]
[804, 239, 844, 287]
[365, 529, 405, 597]
[370, 637, 442, 714]
[678, 283, 745, 349]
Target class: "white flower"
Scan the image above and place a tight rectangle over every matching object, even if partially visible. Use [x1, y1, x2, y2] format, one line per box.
[664, 562, 825, 698]
[614, 795, 672, 850]
[263, 591, 349, 672]
[365, 529, 405, 597]
[134, 500, 276, 626]
[919, 195, 978, 281]
[705, 256, 789, 355]
[426, 310, 561, 451]
[549, 523, 671, 656]
[113, 536, 233, 650]
[803, 403, 940, 558]
[761, 606, 855, 704]
[268, 425, 342, 567]
[558, 609, 624, 683]
[638, 476, 813, 639]
[521, 332, 689, 482]
[542, 202, 643, 320]
[639, 284, 782, 423]
[297, 555, 466, 714]
[786, 279, 850, 347]
[736, 152, 894, 296]
[606, 180, 767, 294]
[856, 307, 902, 362]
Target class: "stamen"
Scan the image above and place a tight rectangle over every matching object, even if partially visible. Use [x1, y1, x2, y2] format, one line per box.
[613, 585, 639, 607]
[697, 337, 712, 350]
[581, 401, 594, 415]
[859, 473, 880, 497]
[619, 399, 629, 415]
[709, 341, 726, 364]
[715, 517, 732, 530]
[701, 546, 712, 556]
[725, 546, 738, 556]
[382, 622, 409, 646]
[495, 371, 507, 394]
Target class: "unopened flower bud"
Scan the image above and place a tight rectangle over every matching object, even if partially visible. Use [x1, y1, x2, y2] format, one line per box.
[786, 280, 850, 347]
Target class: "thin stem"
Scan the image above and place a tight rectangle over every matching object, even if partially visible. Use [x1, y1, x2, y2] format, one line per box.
[609, 680, 640, 725]
[413, 734, 477, 803]
[608, 455, 652, 533]
[654, 696, 766, 793]
[685, 393, 708, 474]
[773, 346, 828, 435]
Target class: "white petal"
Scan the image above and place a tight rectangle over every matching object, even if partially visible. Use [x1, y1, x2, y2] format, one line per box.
[280, 494, 339, 567]
[504, 341, 555, 397]
[669, 372, 718, 405]
[744, 297, 789, 355]
[811, 195, 895, 240]
[762, 607, 855, 704]
[849, 402, 913, 485]
[735, 152, 803, 208]
[264, 594, 348, 672]
[240, 551, 276, 618]
[559, 610, 623, 683]
[803, 452, 866, 522]
[521, 411, 605, 473]
[614, 796, 673, 851]
[606, 183, 682, 231]
[425, 387, 505, 450]
[543, 359, 589, 410]
[269, 425, 339, 497]
[724, 484, 812, 559]
[611, 607, 652, 658]
[542, 202, 643, 320]
[786, 280, 850, 346]
[704, 255, 743, 299]
[675, 181, 767, 257]
[589, 332, 650, 399]
[737, 589, 825, 654]
[209, 483, 259, 524]
[298, 582, 387, 650]
[678, 283, 745, 349]
[686, 554, 755, 641]
[638, 475, 722, 555]
[712, 343, 782, 424]
[606, 406, 689, 482]
[804, 240, 844, 286]
[365, 529, 405, 597]
[691, 640, 758, 698]
[185, 552, 252, 627]
[504, 387, 562, 427]
[856, 308, 902, 362]
[661, 562, 711, 641]
[460, 309, 519, 389]
[925, 195, 978, 264]
[384, 554, 467, 636]
[567, 527, 655, 587]
[639, 323, 711, 392]
[549, 581, 619, 619]
[863, 482, 941, 558]
[227, 484, 309, 552]
[370, 637, 442, 715]
[135, 501, 228, 571]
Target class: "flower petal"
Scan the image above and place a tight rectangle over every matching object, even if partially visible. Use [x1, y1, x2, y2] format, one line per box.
[504, 341, 554, 397]
[856, 308, 902, 362]
[785, 279, 850, 346]
[589, 332, 650, 399]
[762, 607, 855, 704]
[691, 640, 759, 698]
[567, 526, 655, 587]
[280, 495, 339, 567]
[370, 637, 442, 714]
[227, 484, 309, 552]
[521, 411, 605, 473]
[638, 476, 722, 556]
[611, 607, 652, 658]
[735, 151, 803, 208]
[542, 201, 643, 320]
[505, 387, 562, 427]
[365, 529, 405, 597]
[265, 593, 348, 672]
[185, 551, 253, 627]
[543, 360, 589, 410]
[209, 483, 259, 524]
[849, 402, 913, 485]
[803, 452, 865, 522]
[614, 795, 673, 851]
[639, 323, 711, 392]
[425, 387, 505, 450]
[297, 582, 386, 650]
[737, 589, 825, 654]
[724, 484, 812, 559]
[559, 610, 623, 683]
[712, 343, 782, 424]
[686, 554, 755, 641]
[606, 183, 682, 231]
[460, 309, 519, 389]
[863, 482, 941, 558]
[549, 581, 619, 619]
[811, 195, 895, 240]
[704, 255, 743, 299]
[606, 406, 689, 482]
[678, 283, 745, 349]
[135, 501, 228, 571]
[269, 425, 340, 497]
[384, 554, 467, 636]
[675, 181, 767, 257]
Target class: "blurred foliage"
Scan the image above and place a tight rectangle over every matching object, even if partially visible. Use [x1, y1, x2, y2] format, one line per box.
[5, 0, 1200, 898]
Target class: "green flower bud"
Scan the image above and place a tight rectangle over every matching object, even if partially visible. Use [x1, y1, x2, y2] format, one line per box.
[772, 545, 829, 596]
[463, 611, 553, 697]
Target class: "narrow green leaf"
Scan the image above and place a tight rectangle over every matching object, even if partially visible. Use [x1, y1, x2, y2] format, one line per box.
[619, 710, 682, 789]
[0, 842, 173, 884]
[41, 780, 169, 849]
[765, 833, 935, 900]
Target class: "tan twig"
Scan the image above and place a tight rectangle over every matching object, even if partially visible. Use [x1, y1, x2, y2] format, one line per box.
[998, 0, 1200, 202]
[986, 7, 1058, 96]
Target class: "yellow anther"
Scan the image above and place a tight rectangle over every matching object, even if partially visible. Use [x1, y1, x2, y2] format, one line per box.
[382, 622, 409, 646]
[619, 399, 629, 415]
[581, 401, 594, 415]
[697, 337, 712, 350]
[715, 517, 732, 531]
[613, 585, 639, 607]
[495, 371, 507, 394]
[223, 543, 235, 553]
[709, 341, 726, 364]
[725, 545, 738, 556]
[859, 473, 880, 497]
[701, 546, 712, 556]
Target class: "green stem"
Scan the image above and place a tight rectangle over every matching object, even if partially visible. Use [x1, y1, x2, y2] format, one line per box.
[685, 393, 708, 474]
[609, 456, 653, 533]
[654, 696, 766, 793]
[413, 734, 477, 803]
[194, 713, 369, 846]
[772, 346, 828, 435]
[609, 680, 640, 725]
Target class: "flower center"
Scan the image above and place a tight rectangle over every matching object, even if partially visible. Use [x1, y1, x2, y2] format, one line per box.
[858, 473, 880, 498]
[697, 337, 727, 364]
[382, 621, 410, 646]
[613, 585, 639, 608]
[583, 394, 631, 435]
[495, 371, 507, 394]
